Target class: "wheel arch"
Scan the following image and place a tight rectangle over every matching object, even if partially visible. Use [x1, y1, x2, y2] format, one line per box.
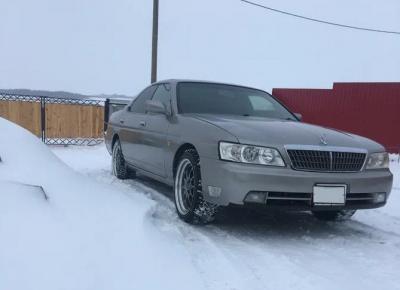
[173, 143, 198, 177]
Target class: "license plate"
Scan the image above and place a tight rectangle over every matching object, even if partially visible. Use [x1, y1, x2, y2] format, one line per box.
[313, 185, 346, 205]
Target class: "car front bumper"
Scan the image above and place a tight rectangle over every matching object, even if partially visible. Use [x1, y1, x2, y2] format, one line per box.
[200, 157, 393, 210]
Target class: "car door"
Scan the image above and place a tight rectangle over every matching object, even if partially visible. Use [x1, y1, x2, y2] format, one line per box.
[139, 83, 172, 177]
[119, 85, 157, 169]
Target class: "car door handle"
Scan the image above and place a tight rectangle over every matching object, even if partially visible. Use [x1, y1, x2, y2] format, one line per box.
[119, 119, 124, 124]
[139, 121, 146, 127]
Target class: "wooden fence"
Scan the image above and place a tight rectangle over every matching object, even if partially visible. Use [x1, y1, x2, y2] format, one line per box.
[45, 103, 104, 138]
[0, 99, 42, 136]
[0, 94, 105, 145]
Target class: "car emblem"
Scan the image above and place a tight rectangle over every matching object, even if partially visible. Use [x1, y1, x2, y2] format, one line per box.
[320, 134, 328, 145]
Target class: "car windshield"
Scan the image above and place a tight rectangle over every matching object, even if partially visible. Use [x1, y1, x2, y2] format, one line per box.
[177, 82, 297, 120]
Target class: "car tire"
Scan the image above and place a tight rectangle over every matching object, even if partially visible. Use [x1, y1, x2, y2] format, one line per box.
[174, 149, 218, 224]
[312, 209, 356, 221]
[112, 139, 135, 180]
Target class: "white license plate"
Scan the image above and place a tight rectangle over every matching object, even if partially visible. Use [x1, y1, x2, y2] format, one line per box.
[313, 185, 346, 205]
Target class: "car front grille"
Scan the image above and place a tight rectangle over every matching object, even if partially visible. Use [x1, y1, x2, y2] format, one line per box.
[287, 149, 366, 172]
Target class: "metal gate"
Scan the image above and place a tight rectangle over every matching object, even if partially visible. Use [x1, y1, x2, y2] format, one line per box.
[0, 93, 104, 145]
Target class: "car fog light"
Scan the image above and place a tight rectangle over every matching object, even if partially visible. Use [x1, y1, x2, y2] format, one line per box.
[208, 186, 222, 197]
[244, 192, 266, 204]
[374, 193, 386, 203]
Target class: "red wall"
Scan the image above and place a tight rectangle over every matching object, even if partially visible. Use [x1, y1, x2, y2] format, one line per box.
[272, 83, 400, 153]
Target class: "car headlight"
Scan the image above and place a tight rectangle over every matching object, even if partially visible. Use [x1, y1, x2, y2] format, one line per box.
[366, 152, 389, 169]
[219, 142, 285, 167]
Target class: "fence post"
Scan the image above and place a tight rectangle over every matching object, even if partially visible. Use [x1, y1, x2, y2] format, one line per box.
[40, 97, 46, 143]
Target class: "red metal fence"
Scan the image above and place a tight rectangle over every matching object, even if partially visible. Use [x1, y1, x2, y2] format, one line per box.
[273, 83, 400, 153]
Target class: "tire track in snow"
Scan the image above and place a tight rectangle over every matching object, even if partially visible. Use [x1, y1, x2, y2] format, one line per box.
[77, 165, 400, 290]
[205, 219, 400, 290]
[112, 176, 354, 290]
[84, 170, 248, 290]
[121, 178, 252, 290]
[129, 177, 400, 290]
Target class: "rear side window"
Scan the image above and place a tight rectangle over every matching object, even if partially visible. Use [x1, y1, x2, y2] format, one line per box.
[152, 83, 171, 106]
[130, 85, 157, 113]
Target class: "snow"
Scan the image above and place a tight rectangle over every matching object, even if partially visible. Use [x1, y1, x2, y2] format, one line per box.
[1, 117, 400, 290]
[0, 118, 203, 290]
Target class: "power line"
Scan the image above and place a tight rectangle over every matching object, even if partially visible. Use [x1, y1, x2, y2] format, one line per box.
[241, 0, 400, 35]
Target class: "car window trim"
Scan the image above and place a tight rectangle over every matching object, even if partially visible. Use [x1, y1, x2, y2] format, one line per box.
[150, 83, 170, 99]
[149, 82, 173, 115]
[129, 84, 157, 114]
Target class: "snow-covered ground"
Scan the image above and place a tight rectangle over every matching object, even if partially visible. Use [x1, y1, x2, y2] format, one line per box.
[53, 146, 400, 290]
[1, 118, 400, 290]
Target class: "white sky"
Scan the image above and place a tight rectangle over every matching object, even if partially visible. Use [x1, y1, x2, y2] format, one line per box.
[1, 0, 399, 95]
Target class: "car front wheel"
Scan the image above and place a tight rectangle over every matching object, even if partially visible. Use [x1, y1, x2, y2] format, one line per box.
[312, 209, 356, 221]
[174, 149, 218, 224]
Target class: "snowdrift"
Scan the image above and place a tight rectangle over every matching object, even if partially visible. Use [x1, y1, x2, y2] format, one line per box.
[0, 118, 203, 290]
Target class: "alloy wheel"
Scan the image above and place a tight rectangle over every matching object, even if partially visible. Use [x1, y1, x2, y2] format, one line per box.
[175, 159, 197, 215]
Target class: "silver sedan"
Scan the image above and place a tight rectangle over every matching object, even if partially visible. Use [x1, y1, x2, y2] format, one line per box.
[105, 80, 393, 224]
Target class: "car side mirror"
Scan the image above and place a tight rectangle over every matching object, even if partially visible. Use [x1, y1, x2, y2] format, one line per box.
[146, 100, 170, 116]
[294, 113, 302, 121]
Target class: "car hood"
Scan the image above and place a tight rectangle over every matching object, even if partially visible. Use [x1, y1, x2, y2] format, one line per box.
[190, 114, 383, 152]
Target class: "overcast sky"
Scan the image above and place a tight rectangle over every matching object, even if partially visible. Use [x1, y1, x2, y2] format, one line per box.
[1, 0, 399, 95]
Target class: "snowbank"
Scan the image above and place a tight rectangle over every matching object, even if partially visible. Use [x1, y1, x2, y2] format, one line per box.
[0, 117, 203, 290]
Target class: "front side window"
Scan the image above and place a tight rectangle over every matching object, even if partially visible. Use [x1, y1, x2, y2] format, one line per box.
[130, 85, 157, 113]
[152, 83, 171, 106]
[177, 82, 296, 120]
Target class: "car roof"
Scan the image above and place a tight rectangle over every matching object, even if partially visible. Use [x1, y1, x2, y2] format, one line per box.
[153, 79, 270, 93]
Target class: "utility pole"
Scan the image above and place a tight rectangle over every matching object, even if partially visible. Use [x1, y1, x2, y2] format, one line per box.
[151, 0, 159, 83]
